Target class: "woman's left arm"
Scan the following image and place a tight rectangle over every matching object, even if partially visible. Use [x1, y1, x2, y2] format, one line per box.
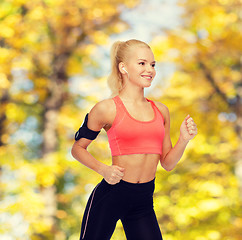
[157, 102, 198, 171]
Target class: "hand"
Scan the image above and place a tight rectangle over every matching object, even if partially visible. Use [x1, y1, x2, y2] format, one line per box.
[102, 165, 125, 185]
[180, 115, 197, 141]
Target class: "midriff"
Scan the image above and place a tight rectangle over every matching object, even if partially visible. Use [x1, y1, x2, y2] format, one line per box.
[112, 154, 160, 183]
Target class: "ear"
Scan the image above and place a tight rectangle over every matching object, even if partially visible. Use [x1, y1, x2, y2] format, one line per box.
[118, 62, 126, 74]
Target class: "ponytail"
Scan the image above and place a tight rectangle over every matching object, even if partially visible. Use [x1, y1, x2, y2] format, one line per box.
[107, 41, 123, 96]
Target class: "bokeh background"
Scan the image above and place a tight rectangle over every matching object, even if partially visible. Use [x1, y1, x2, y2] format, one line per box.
[0, 0, 241, 239]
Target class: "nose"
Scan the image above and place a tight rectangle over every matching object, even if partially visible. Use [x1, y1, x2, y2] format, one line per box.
[146, 64, 155, 74]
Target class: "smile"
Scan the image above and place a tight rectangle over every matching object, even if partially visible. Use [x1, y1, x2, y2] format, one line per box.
[141, 75, 153, 80]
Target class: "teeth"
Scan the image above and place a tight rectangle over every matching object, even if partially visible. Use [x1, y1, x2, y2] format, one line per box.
[142, 75, 152, 80]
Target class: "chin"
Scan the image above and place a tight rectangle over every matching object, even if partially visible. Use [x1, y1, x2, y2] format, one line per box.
[143, 83, 152, 88]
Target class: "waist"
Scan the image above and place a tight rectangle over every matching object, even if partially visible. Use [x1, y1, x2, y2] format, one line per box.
[112, 154, 160, 183]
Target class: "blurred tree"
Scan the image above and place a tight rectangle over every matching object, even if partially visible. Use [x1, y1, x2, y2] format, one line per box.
[0, 0, 139, 239]
[150, 0, 241, 239]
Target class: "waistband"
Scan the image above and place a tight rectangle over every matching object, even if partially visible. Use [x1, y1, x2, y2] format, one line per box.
[120, 178, 155, 186]
[101, 178, 155, 192]
[119, 178, 155, 194]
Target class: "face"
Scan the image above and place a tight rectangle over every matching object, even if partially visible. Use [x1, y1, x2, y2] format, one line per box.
[124, 46, 156, 88]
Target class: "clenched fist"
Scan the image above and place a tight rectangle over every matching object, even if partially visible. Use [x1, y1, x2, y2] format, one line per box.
[102, 165, 125, 185]
[180, 115, 197, 141]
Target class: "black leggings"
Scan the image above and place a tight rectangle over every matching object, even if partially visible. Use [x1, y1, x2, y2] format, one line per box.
[79, 178, 163, 240]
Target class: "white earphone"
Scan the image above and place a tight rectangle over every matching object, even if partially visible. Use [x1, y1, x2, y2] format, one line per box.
[122, 67, 128, 74]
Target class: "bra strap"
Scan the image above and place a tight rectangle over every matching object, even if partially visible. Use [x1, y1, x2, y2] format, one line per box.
[147, 99, 165, 123]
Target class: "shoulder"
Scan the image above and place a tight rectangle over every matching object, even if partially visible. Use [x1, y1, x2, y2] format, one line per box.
[88, 98, 116, 128]
[90, 98, 115, 116]
[152, 100, 170, 123]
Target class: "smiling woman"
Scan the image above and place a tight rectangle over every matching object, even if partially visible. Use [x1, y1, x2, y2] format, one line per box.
[71, 39, 198, 240]
[107, 39, 155, 96]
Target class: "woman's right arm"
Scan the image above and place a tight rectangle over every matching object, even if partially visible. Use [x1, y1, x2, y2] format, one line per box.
[71, 100, 124, 184]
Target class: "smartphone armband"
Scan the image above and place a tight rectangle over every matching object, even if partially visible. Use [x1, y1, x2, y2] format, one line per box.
[74, 113, 100, 141]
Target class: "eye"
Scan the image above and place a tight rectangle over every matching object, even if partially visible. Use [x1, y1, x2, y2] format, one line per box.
[151, 63, 156, 68]
[139, 62, 145, 65]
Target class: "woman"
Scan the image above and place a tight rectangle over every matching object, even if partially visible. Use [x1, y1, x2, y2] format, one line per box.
[71, 39, 197, 240]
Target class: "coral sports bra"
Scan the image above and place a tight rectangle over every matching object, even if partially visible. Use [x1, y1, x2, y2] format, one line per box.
[107, 96, 165, 156]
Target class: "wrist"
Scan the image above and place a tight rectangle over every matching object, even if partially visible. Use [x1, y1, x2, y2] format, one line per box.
[96, 163, 108, 177]
[178, 135, 190, 146]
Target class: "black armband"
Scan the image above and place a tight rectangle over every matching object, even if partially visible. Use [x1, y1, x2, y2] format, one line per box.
[74, 113, 100, 141]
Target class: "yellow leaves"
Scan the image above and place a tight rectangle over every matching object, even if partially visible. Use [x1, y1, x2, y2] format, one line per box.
[155, 195, 171, 209]
[190, 231, 221, 240]
[206, 231, 221, 240]
[0, 48, 10, 61]
[165, 71, 207, 105]
[0, 48, 16, 67]
[194, 133, 238, 160]
[34, 77, 48, 88]
[92, 8, 104, 18]
[112, 21, 128, 33]
[58, 105, 78, 130]
[0, 14, 22, 41]
[35, 153, 68, 187]
[92, 31, 108, 45]
[0, 2, 12, 19]
[174, 210, 192, 226]
[56, 210, 68, 219]
[194, 138, 218, 155]
[123, 0, 140, 8]
[198, 181, 224, 197]
[0, 23, 15, 38]
[19, 190, 45, 219]
[151, 36, 173, 61]
[67, 57, 84, 75]
[10, 0, 28, 4]
[226, 12, 238, 23]
[0, 73, 10, 89]
[12, 56, 32, 71]
[218, 0, 231, 4]
[189, 3, 239, 41]
[6, 103, 27, 123]
[36, 167, 56, 188]
[168, 174, 181, 184]
[198, 199, 223, 212]
[27, 6, 44, 21]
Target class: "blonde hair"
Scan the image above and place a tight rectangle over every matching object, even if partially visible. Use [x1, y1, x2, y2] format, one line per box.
[107, 39, 151, 96]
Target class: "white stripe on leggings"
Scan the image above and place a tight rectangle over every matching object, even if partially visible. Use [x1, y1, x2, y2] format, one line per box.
[82, 183, 100, 239]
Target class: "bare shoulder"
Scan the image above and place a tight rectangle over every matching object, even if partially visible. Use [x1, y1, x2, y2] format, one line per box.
[153, 101, 170, 123]
[88, 98, 116, 129]
[90, 98, 115, 116]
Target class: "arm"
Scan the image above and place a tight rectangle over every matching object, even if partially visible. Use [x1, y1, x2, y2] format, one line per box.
[71, 100, 124, 184]
[158, 104, 197, 171]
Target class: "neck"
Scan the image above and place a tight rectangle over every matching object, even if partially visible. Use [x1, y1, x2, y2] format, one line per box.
[119, 87, 146, 103]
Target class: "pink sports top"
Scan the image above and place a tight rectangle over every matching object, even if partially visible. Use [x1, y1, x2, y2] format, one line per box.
[107, 96, 165, 156]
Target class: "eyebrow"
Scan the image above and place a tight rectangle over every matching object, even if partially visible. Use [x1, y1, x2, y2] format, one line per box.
[138, 59, 156, 63]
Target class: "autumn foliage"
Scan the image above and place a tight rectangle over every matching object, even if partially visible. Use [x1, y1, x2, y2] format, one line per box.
[0, 0, 241, 239]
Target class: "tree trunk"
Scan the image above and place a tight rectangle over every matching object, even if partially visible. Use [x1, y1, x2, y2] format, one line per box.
[234, 93, 242, 198]
[40, 55, 68, 234]
[0, 89, 9, 146]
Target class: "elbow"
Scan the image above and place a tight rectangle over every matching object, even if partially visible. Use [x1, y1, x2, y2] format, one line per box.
[165, 166, 174, 172]
[71, 142, 87, 159]
[160, 160, 175, 172]
[162, 164, 174, 172]
[71, 144, 76, 158]
[71, 142, 81, 159]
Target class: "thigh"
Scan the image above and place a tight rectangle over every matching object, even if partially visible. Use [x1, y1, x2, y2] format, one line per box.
[80, 180, 119, 240]
[122, 210, 163, 240]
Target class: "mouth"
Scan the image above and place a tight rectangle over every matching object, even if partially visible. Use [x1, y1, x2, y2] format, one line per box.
[141, 75, 153, 80]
